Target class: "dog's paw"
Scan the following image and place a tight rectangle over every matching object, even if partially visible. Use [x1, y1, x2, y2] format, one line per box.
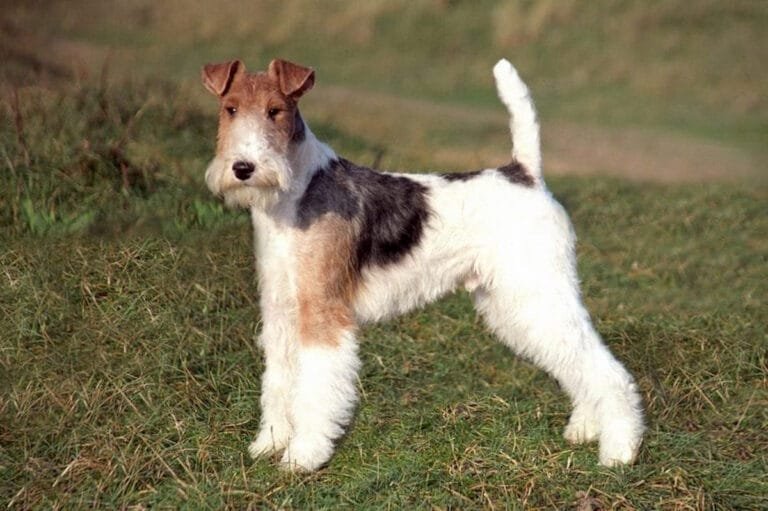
[563, 413, 600, 445]
[248, 425, 292, 459]
[598, 421, 642, 467]
[598, 441, 639, 467]
[279, 436, 334, 472]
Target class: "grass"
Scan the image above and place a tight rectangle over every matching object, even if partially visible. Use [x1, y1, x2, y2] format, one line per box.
[2, 74, 766, 511]
[2, 1, 767, 509]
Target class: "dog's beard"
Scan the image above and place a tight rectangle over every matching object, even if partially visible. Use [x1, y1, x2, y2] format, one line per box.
[205, 153, 293, 210]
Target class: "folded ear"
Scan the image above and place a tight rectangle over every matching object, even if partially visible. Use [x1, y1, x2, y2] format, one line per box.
[201, 60, 243, 97]
[268, 59, 315, 99]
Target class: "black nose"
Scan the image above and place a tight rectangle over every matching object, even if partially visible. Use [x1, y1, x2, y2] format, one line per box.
[232, 160, 255, 180]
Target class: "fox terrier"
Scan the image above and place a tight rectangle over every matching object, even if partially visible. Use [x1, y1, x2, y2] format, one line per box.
[201, 58, 644, 472]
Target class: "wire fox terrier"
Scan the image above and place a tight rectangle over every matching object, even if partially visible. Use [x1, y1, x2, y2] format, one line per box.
[201, 58, 644, 472]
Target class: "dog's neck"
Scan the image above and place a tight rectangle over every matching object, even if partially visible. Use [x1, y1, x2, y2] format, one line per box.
[257, 122, 336, 221]
[289, 122, 336, 185]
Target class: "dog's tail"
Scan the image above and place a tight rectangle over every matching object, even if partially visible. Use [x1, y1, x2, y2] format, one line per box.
[493, 59, 542, 180]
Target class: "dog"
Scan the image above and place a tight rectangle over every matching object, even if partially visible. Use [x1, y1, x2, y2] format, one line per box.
[201, 57, 644, 472]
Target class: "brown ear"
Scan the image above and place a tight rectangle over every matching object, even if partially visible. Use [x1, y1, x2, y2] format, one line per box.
[201, 60, 243, 97]
[268, 59, 315, 99]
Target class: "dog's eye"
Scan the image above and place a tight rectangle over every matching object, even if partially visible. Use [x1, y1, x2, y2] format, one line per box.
[267, 107, 280, 120]
[225, 106, 237, 116]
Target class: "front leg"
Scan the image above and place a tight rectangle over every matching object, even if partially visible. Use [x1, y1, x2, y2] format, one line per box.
[275, 217, 363, 471]
[279, 273, 361, 472]
[248, 315, 296, 458]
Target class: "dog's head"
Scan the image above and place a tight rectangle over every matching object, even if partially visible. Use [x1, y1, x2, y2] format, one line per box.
[201, 59, 314, 208]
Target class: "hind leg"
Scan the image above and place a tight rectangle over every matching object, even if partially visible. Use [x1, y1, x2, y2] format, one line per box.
[474, 281, 644, 466]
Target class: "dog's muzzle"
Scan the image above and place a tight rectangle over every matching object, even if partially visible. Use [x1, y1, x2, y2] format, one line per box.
[232, 160, 255, 181]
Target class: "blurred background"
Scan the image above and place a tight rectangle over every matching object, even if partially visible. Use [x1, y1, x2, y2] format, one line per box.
[3, 0, 766, 183]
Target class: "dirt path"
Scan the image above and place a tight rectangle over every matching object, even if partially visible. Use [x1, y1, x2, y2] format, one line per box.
[310, 85, 764, 183]
[4, 25, 763, 185]
[543, 121, 762, 183]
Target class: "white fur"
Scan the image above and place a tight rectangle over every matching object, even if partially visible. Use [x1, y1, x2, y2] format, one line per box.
[494, 58, 542, 179]
[206, 59, 645, 471]
[247, 210, 297, 459]
[280, 332, 360, 471]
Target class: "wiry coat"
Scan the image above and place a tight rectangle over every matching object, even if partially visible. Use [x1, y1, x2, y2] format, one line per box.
[201, 58, 644, 472]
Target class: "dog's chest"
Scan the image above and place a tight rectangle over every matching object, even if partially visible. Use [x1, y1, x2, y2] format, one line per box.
[250, 209, 300, 303]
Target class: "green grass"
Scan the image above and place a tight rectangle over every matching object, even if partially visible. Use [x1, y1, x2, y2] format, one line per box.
[2, 2, 767, 509]
[2, 73, 767, 510]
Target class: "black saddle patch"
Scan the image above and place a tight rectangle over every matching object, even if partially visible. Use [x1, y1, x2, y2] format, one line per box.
[297, 159, 430, 271]
[291, 111, 306, 143]
[441, 160, 534, 187]
[440, 170, 483, 182]
[498, 160, 534, 186]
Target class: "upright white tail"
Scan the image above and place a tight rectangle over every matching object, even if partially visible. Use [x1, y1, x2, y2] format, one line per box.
[493, 59, 542, 180]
